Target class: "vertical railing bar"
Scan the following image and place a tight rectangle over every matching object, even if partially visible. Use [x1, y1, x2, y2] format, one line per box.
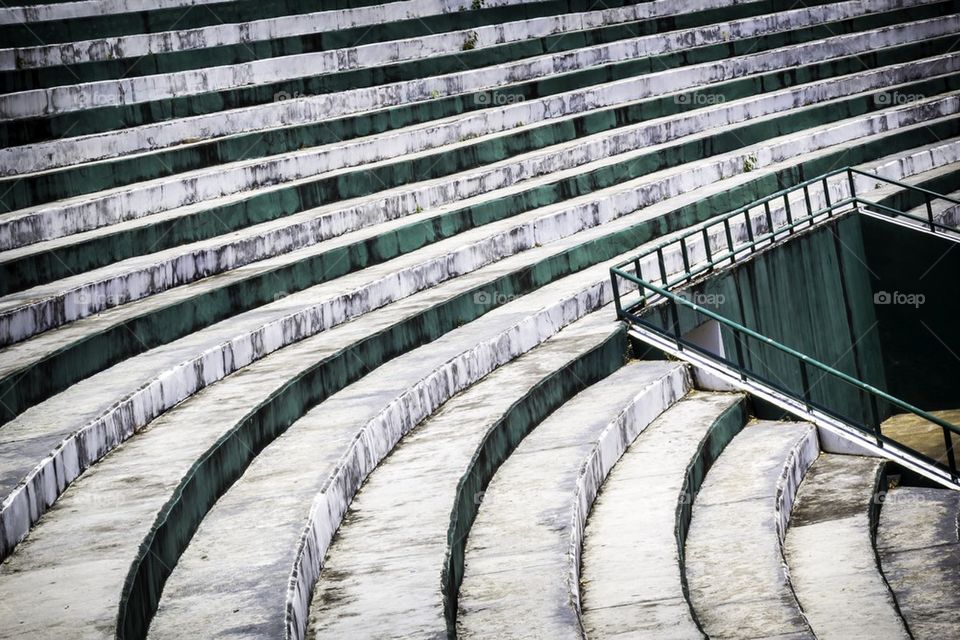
[745, 209, 756, 252]
[611, 271, 623, 319]
[702, 228, 713, 271]
[799, 360, 812, 411]
[657, 248, 668, 289]
[926, 192, 935, 232]
[764, 200, 774, 240]
[680, 236, 691, 277]
[943, 426, 957, 476]
[724, 218, 735, 264]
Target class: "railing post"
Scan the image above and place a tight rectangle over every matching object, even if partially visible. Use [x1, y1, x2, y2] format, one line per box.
[733, 332, 747, 381]
[680, 236, 690, 276]
[745, 210, 756, 253]
[670, 298, 682, 350]
[611, 272, 624, 319]
[657, 248, 668, 288]
[803, 184, 813, 224]
[942, 426, 957, 476]
[799, 360, 812, 410]
[723, 218, 735, 264]
[846, 168, 857, 206]
[783, 195, 793, 230]
[822, 178, 832, 212]
[869, 394, 883, 446]
[926, 192, 935, 232]
[764, 201, 774, 239]
[632, 259, 646, 308]
[702, 228, 713, 271]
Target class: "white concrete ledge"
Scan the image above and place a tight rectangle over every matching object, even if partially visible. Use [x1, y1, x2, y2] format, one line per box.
[3, 3, 949, 174]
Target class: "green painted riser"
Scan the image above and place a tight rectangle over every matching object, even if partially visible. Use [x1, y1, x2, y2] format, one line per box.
[115, 250, 630, 640]
[0, 0, 769, 92]
[0, 0, 645, 47]
[9, 71, 958, 300]
[0, 30, 956, 218]
[441, 327, 627, 635]
[3, 118, 955, 426]
[5, 35, 955, 217]
[675, 399, 747, 557]
[0, 3, 933, 148]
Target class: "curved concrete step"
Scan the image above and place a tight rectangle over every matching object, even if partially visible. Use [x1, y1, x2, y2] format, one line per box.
[6, 57, 954, 303]
[4, 1, 949, 174]
[0, 278, 617, 639]
[0, 0, 534, 69]
[299, 310, 632, 638]
[3, 88, 955, 360]
[877, 486, 960, 639]
[454, 360, 689, 638]
[579, 391, 747, 639]
[683, 420, 819, 639]
[0, 113, 954, 446]
[4, 31, 952, 213]
[784, 454, 909, 640]
[0, 116, 954, 563]
[149, 308, 636, 639]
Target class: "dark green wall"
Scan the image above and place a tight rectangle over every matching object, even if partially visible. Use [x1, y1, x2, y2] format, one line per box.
[860, 215, 960, 411]
[647, 215, 887, 425]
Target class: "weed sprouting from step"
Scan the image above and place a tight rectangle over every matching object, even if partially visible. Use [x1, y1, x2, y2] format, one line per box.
[471, 0, 484, 10]
[743, 153, 759, 173]
[462, 32, 479, 51]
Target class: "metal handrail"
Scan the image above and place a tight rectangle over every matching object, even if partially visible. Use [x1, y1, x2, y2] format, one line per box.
[611, 166, 960, 484]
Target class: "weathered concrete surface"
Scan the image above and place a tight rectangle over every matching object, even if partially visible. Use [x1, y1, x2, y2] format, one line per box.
[784, 454, 908, 640]
[5, 56, 955, 336]
[5, 6, 953, 175]
[877, 486, 960, 640]
[0, 270, 613, 638]
[454, 361, 689, 637]
[0, 0, 530, 64]
[2, 110, 955, 567]
[580, 392, 745, 639]
[684, 420, 819, 639]
[146, 303, 624, 637]
[302, 311, 625, 638]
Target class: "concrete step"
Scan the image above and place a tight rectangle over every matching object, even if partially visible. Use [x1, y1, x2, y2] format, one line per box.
[1, 117, 954, 561]
[0, 0, 538, 71]
[4, 31, 953, 212]
[784, 454, 909, 640]
[0, 297, 620, 639]
[149, 311, 647, 639]
[4, 1, 949, 174]
[0, 0, 747, 105]
[6, 57, 954, 300]
[683, 420, 819, 639]
[0, 0, 486, 46]
[3, 86, 956, 351]
[876, 486, 960, 639]
[1, 114, 954, 438]
[453, 360, 689, 638]
[579, 392, 747, 639]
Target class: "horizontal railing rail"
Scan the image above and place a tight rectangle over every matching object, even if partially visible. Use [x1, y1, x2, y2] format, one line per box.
[611, 166, 960, 486]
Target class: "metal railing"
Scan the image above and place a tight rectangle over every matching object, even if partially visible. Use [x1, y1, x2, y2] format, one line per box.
[611, 166, 960, 488]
